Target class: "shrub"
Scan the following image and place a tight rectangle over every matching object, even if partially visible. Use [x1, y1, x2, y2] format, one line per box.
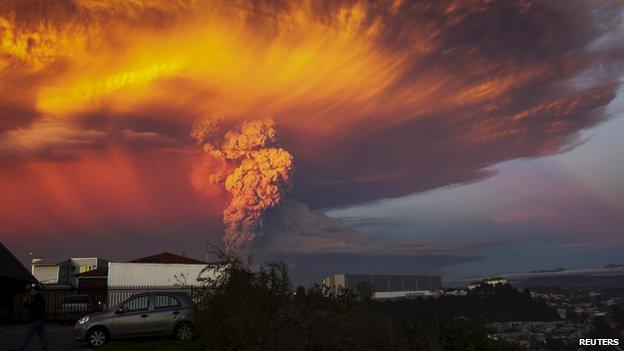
[191, 257, 518, 351]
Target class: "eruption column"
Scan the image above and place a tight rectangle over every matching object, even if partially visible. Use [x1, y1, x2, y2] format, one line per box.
[191, 118, 294, 255]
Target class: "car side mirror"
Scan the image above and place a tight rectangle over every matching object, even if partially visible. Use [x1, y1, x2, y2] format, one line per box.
[115, 308, 124, 314]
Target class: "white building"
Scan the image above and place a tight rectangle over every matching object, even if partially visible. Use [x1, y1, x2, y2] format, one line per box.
[485, 277, 507, 286]
[107, 262, 215, 287]
[442, 289, 468, 296]
[468, 277, 508, 290]
[323, 274, 442, 299]
[31, 260, 60, 284]
[31, 257, 109, 287]
[106, 252, 220, 306]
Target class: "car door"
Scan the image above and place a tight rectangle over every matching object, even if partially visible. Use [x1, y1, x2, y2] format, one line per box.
[112, 294, 152, 338]
[150, 294, 183, 335]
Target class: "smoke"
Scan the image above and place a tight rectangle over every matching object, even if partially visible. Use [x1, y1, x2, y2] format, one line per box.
[191, 117, 294, 254]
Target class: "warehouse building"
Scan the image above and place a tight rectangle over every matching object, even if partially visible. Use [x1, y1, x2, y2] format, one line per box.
[323, 274, 442, 299]
[106, 251, 220, 306]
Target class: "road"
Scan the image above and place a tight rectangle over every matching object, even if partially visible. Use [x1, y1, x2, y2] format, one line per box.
[0, 323, 86, 351]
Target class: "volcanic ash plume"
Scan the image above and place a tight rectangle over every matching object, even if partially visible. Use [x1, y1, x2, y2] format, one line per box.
[191, 118, 294, 254]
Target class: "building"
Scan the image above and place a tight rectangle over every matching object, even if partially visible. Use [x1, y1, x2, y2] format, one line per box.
[468, 277, 508, 290]
[107, 251, 212, 287]
[441, 288, 468, 296]
[468, 281, 480, 290]
[486, 277, 507, 286]
[0, 242, 37, 323]
[106, 252, 219, 306]
[30, 259, 60, 284]
[75, 267, 108, 289]
[31, 257, 109, 287]
[323, 274, 442, 299]
[77, 251, 215, 289]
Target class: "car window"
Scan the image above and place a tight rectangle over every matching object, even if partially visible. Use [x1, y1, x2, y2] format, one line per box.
[122, 296, 150, 312]
[154, 295, 181, 309]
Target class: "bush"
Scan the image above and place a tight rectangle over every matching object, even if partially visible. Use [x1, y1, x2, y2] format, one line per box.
[191, 258, 518, 351]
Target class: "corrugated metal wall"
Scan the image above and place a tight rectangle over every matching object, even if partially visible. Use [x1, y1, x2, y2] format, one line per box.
[343, 274, 441, 292]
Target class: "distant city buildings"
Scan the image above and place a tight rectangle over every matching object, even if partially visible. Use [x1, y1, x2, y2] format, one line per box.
[323, 274, 442, 299]
[489, 286, 624, 349]
[441, 288, 468, 296]
[468, 277, 508, 290]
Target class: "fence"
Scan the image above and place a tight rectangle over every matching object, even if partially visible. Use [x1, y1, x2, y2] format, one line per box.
[2, 285, 204, 324]
[5, 287, 107, 324]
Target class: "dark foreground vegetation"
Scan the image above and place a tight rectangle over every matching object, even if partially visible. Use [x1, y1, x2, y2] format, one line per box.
[378, 284, 559, 325]
[180, 259, 525, 351]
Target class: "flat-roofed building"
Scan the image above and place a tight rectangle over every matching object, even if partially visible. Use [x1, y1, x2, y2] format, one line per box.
[31, 257, 109, 287]
[31, 259, 60, 284]
[322, 274, 442, 299]
[106, 251, 221, 306]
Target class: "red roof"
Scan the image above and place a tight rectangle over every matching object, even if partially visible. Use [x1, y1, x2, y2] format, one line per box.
[129, 251, 205, 264]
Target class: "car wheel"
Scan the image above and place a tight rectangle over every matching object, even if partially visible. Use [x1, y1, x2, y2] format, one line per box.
[87, 328, 108, 348]
[174, 322, 194, 341]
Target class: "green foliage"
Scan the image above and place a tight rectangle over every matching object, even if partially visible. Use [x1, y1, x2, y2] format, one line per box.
[188, 258, 519, 351]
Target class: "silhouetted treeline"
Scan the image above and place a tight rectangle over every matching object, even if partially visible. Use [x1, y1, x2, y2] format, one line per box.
[191, 260, 520, 351]
[375, 284, 559, 325]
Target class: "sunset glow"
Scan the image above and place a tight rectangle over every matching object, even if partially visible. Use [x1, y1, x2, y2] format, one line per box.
[2, 0, 623, 280]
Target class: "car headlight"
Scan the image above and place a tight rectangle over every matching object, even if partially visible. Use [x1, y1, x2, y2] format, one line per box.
[77, 316, 89, 325]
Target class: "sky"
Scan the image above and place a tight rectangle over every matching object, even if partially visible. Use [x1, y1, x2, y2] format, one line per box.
[1, 0, 623, 285]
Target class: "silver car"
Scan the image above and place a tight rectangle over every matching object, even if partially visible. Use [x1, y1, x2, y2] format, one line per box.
[74, 292, 197, 347]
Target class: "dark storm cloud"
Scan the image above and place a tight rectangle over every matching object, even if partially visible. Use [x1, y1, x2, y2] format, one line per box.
[286, 1, 624, 208]
[1, 0, 623, 258]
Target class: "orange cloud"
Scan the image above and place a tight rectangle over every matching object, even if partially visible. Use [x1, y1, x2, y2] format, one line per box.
[0, 147, 226, 239]
[1, 0, 623, 243]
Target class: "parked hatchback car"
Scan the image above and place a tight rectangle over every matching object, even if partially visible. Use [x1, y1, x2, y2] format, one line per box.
[74, 291, 197, 348]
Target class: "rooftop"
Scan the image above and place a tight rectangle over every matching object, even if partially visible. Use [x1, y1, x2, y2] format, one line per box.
[0, 242, 37, 283]
[128, 251, 205, 265]
[33, 257, 107, 266]
[76, 252, 206, 278]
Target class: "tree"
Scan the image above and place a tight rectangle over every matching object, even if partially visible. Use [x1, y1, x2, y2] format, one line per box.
[190, 250, 520, 350]
[355, 281, 374, 301]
